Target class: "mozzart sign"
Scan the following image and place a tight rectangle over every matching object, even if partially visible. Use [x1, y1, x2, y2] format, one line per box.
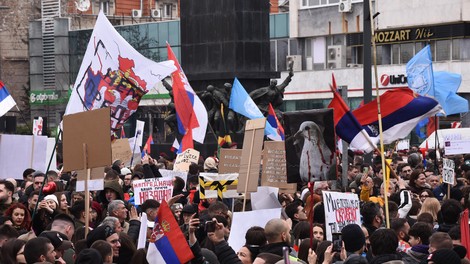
[373, 28, 433, 44]
[30, 90, 69, 106]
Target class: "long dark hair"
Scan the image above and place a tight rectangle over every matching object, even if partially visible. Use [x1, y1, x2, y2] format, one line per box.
[0, 238, 26, 264]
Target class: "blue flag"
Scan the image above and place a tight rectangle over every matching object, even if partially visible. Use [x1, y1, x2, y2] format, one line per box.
[406, 45, 468, 115]
[229, 78, 280, 141]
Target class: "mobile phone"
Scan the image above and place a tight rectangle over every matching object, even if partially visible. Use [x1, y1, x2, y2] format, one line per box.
[363, 167, 369, 174]
[205, 220, 216, 233]
[332, 233, 342, 252]
[283, 246, 291, 264]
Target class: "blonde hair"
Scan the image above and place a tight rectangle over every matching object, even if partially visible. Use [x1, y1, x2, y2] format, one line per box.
[418, 197, 441, 221]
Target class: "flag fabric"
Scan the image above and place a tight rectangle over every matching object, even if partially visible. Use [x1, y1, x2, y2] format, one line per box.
[170, 138, 181, 154]
[166, 44, 208, 144]
[218, 103, 232, 147]
[406, 45, 468, 115]
[0, 81, 16, 117]
[180, 122, 194, 151]
[120, 126, 126, 138]
[33, 117, 44, 136]
[451, 121, 462, 128]
[460, 209, 470, 259]
[327, 75, 376, 153]
[146, 200, 194, 264]
[426, 116, 438, 137]
[267, 103, 285, 141]
[64, 11, 176, 135]
[229, 78, 281, 141]
[143, 135, 154, 154]
[352, 89, 442, 144]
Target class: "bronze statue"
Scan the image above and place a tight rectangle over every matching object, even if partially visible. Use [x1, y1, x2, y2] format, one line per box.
[249, 60, 294, 120]
[162, 79, 178, 134]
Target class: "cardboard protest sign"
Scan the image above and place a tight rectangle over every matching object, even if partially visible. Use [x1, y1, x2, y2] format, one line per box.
[173, 148, 200, 172]
[228, 208, 282, 252]
[251, 186, 282, 210]
[283, 109, 336, 183]
[442, 158, 455, 184]
[62, 107, 112, 171]
[159, 169, 188, 185]
[218, 149, 242, 174]
[132, 177, 174, 205]
[0, 135, 47, 180]
[322, 191, 361, 241]
[237, 118, 266, 193]
[112, 139, 133, 164]
[261, 141, 296, 191]
[199, 173, 239, 200]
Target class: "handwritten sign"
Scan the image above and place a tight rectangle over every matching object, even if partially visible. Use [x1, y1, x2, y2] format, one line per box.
[442, 158, 455, 184]
[322, 191, 361, 241]
[112, 139, 132, 164]
[261, 141, 296, 191]
[159, 169, 188, 185]
[218, 149, 242, 174]
[132, 177, 174, 205]
[173, 148, 200, 172]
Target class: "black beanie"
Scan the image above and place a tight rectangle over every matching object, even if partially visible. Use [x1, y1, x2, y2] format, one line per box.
[429, 249, 461, 264]
[75, 248, 103, 264]
[341, 224, 365, 253]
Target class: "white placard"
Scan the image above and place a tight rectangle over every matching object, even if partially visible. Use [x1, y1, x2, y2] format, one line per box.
[0, 135, 47, 179]
[159, 169, 188, 185]
[228, 208, 282, 252]
[132, 177, 174, 205]
[442, 158, 455, 184]
[76, 179, 104, 191]
[322, 191, 361, 241]
[46, 138, 58, 170]
[397, 139, 410, 151]
[444, 140, 470, 156]
[251, 192, 282, 210]
[135, 120, 145, 147]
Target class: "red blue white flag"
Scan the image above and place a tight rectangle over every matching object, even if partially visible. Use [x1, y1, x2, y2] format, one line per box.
[0, 81, 16, 117]
[64, 11, 176, 136]
[267, 103, 285, 141]
[352, 88, 442, 144]
[143, 135, 154, 154]
[166, 44, 208, 144]
[146, 200, 194, 264]
[327, 74, 375, 153]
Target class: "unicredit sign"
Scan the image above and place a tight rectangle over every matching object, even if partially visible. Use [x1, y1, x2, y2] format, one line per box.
[380, 74, 407, 86]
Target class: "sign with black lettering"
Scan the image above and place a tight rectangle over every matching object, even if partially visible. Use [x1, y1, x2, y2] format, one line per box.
[322, 191, 361, 241]
[132, 177, 174, 205]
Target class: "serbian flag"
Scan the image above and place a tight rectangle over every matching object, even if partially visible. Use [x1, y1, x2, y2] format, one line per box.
[267, 103, 285, 141]
[352, 89, 442, 144]
[170, 138, 181, 154]
[0, 81, 16, 117]
[327, 74, 375, 153]
[167, 44, 208, 144]
[143, 135, 154, 154]
[146, 200, 194, 264]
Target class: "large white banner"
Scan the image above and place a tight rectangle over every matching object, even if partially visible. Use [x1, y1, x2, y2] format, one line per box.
[322, 191, 361, 241]
[64, 11, 176, 135]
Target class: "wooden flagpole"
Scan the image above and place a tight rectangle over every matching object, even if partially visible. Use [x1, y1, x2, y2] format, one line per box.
[83, 143, 91, 237]
[368, 0, 390, 228]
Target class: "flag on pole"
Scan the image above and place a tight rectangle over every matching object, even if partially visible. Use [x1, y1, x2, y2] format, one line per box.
[166, 44, 208, 144]
[406, 45, 468, 115]
[229, 78, 281, 141]
[267, 103, 285, 141]
[33, 117, 44, 136]
[170, 138, 181, 154]
[143, 135, 154, 154]
[218, 103, 232, 147]
[327, 74, 375, 153]
[64, 11, 176, 135]
[352, 89, 442, 144]
[0, 81, 16, 117]
[120, 126, 126, 138]
[146, 200, 194, 264]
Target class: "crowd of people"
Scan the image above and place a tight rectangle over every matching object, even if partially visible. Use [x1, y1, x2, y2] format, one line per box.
[0, 147, 468, 264]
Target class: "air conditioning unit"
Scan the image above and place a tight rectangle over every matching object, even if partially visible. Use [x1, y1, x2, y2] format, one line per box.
[132, 9, 142, 18]
[338, 0, 352, 13]
[151, 9, 161, 18]
[347, 63, 362, 68]
[306, 56, 313, 71]
[286, 55, 302, 72]
[327, 45, 346, 69]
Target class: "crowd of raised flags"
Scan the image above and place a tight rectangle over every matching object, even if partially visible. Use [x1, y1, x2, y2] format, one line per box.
[0, 10, 469, 264]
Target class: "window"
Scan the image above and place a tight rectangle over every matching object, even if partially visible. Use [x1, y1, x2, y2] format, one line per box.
[100, 1, 109, 15]
[302, 0, 361, 8]
[163, 4, 172, 18]
[453, 39, 470, 60]
[391, 44, 399, 64]
[435, 40, 451, 61]
[400, 43, 414, 64]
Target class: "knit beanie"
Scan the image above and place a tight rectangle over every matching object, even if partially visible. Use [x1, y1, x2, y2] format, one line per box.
[341, 224, 365, 253]
[428, 249, 461, 264]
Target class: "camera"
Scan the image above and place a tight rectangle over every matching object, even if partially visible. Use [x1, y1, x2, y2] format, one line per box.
[204, 220, 216, 232]
[332, 233, 342, 252]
